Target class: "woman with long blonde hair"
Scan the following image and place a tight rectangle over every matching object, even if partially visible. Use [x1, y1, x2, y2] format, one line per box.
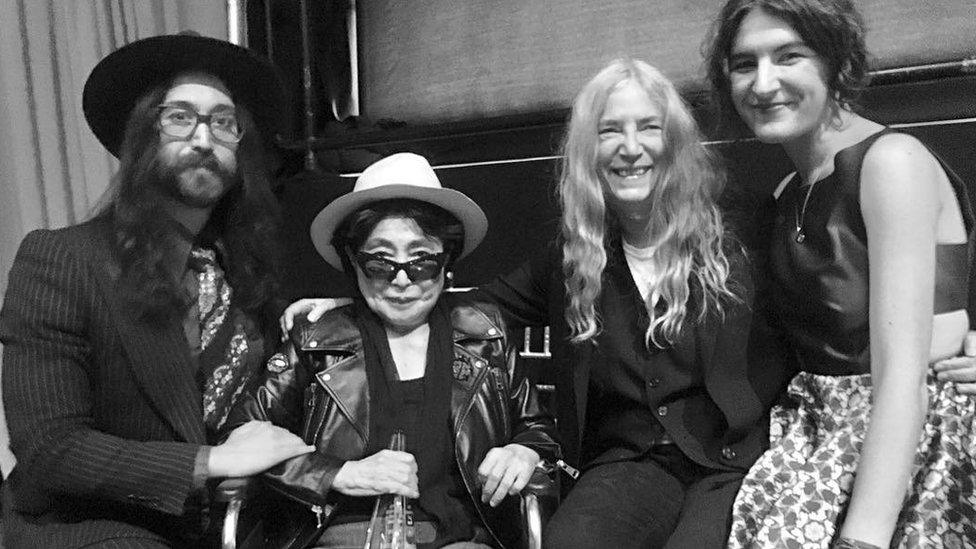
[559, 58, 737, 348]
[484, 58, 793, 548]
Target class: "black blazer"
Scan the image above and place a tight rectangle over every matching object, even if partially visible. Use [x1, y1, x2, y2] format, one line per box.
[0, 215, 265, 548]
[481, 238, 795, 472]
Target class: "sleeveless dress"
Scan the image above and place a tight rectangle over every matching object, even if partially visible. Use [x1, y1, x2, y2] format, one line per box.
[727, 130, 976, 548]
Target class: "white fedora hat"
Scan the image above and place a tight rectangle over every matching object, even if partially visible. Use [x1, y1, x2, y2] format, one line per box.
[310, 153, 488, 269]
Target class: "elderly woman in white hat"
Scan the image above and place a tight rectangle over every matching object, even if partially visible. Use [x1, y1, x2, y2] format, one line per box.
[226, 152, 559, 549]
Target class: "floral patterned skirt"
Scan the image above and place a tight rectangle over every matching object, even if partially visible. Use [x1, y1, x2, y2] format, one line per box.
[727, 371, 976, 548]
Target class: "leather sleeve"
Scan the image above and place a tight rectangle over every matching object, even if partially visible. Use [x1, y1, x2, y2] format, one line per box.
[224, 342, 307, 434]
[224, 336, 347, 507]
[506, 345, 561, 463]
[474, 299, 562, 463]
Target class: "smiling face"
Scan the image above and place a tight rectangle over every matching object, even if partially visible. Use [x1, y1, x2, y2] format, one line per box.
[156, 72, 239, 208]
[353, 216, 446, 333]
[596, 79, 666, 207]
[728, 8, 833, 145]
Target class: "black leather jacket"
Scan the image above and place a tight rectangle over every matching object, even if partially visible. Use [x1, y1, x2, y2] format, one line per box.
[226, 296, 560, 548]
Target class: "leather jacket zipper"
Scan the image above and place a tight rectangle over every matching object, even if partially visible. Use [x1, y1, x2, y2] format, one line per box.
[491, 369, 510, 429]
[311, 504, 325, 528]
[493, 369, 505, 391]
[301, 387, 317, 442]
[264, 482, 333, 532]
[555, 459, 581, 480]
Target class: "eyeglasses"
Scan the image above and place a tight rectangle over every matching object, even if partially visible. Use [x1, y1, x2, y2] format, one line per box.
[353, 251, 449, 283]
[157, 104, 242, 144]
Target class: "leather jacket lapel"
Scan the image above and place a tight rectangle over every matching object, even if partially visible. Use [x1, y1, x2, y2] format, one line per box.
[316, 355, 370, 443]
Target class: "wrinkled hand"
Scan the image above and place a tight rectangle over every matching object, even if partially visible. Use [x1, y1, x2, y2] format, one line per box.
[279, 298, 353, 337]
[934, 331, 976, 395]
[208, 421, 316, 478]
[332, 450, 419, 498]
[477, 444, 540, 507]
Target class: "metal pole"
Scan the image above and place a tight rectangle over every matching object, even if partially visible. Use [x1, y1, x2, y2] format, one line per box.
[299, 0, 316, 171]
[868, 58, 976, 86]
[226, 0, 247, 45]
[264, 0, 274, 60]
[333, 0, 359, 120]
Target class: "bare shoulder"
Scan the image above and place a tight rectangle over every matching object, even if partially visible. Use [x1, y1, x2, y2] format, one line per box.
[862, 132, 940, 181]
[860, 132, 942, 229]
[861, 132, 944, 196]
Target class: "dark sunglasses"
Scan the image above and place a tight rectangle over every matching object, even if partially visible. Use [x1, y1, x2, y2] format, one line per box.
[352, 251, 449, 283]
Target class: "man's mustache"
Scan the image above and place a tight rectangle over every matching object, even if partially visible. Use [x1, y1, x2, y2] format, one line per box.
[174, 153, 223, 173]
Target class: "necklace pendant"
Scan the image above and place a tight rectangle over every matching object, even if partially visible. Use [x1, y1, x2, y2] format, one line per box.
[795, 231, 805, 243]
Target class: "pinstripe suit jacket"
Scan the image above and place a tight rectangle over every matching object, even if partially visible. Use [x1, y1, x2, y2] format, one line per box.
[0, 215, 258, 548]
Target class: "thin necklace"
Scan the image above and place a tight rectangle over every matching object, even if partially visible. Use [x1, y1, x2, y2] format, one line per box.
[793, 179, 817, 243]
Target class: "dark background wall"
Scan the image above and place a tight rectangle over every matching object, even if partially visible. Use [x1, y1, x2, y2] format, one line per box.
[248, 0, 976, 133]
[247, 1, 976, 302]
[274, 85, 976, 302]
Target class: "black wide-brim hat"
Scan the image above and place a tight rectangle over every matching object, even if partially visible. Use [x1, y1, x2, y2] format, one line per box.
[83, 33, 286, 157]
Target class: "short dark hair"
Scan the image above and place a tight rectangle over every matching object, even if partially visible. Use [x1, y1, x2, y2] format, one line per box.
[705, 0, 868, 124]
[333, 198, 465, 273]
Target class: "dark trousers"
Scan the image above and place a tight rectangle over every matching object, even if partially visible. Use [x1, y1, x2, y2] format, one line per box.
[543, 446, 744, 549]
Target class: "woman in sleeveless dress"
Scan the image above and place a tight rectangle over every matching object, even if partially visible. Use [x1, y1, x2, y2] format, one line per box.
[705, 0, 976, 547]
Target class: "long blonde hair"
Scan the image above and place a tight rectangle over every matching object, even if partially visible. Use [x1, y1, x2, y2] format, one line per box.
[560, 58, 739, 347]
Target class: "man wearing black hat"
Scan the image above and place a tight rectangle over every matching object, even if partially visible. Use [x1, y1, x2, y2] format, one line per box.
[0, 33, 315, 547]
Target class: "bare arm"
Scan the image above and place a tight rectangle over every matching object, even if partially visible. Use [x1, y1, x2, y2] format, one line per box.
[840, 133, 945, 545]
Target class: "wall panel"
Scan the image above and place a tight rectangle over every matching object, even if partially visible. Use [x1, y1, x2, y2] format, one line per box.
[359, 0, 976, 125]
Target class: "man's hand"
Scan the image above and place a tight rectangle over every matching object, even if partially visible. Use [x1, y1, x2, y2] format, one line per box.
[934, 331, 976, 395]
[477, 444, 540, 507]
[279, 298, 352, 336]
[208, 421, 316, 478]
[332, 450, 419, 498]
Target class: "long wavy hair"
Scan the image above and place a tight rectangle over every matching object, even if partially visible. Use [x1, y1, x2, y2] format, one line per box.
[560, 58, 739, 347]
[93, 82, 282, 324]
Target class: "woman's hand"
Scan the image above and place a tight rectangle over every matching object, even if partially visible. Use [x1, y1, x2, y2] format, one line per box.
[332, 449, 419, 498]
[279, 298, 352, 336]
[933, 331, 976, 395]
[477, 444, 541, 507]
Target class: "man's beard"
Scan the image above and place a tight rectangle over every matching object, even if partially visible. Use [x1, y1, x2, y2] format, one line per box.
[152, 152, 240, 209]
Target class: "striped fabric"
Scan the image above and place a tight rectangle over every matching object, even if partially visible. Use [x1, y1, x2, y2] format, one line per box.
[0, 217, 215, 548]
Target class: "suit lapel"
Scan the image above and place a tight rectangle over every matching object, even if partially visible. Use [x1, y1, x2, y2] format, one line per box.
[87, 238, 206, 445]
